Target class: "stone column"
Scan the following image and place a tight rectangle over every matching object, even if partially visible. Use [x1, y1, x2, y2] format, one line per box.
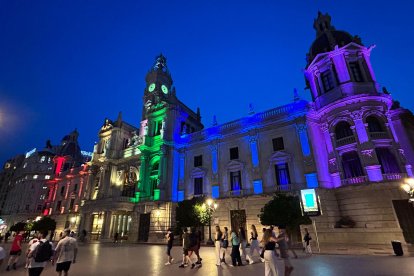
[158, 145, 168, 201]
[330, 48, 351, 83]
[100, 211, 112, 240]
[350, 111, 369, 144]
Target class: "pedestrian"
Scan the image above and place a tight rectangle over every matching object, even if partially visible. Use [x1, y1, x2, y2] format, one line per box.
[25, 235, 40, 269]
[0, 246, 5, 266]
[178, 228, 193, 268]
[191, 229, 202, 265]
[247, 224, 261, 264]
[286, 230, 298, 258]
[6, 230, 24, 271]
[114, 232, 119, 243]
[262, 229, 279, 276]
[230, 229, 243, 267]
[214, 226, 222, 266]
[27, 230, 53, 276]
[187, 228, 200, 268]
[165, 228, 174, 265]
[220, 227, 229, 264]
[238, 227, 247, 263]
[303, 228, 312, 255]
[52, 228, 78, 276]
[277, 226, 294, 276]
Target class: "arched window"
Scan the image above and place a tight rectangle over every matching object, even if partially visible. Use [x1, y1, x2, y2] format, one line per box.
[341, 151, 364, 179]
[335, 121, 353, 140]
[366, 116, 384, 132]
[375, 148, 401, 174]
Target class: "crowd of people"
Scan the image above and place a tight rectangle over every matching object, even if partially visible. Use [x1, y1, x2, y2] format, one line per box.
[0, 228, 78, 276]
[166, 224, 313, 276]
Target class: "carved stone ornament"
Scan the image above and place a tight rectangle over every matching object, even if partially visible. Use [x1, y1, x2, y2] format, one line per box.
[100, 118, 113, 132]
[320, 122, 329, 132]
[329, 158, 336, 166]
[361, 149, 373, 158]
[128, 131, 140, 147]
[296, 123, 307, 132]
[350, 110, 364, 120]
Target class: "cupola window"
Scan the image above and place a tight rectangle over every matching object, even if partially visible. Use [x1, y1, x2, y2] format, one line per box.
[349, 61, 364, 82]
[321, 70, 335, 92]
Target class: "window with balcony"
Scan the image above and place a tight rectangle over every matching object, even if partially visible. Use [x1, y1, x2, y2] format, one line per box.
[230, 147, 239, 160]
[375, 148, 401, 174]
[230, 171, 242, 191]
[335, 121, 353, 140]
[366, 116, 384, 132]
[272, 137, 284, 151]
[194, 177, 203, 195]
[275, 163, 291, 185]
[341, 151, 364, 179]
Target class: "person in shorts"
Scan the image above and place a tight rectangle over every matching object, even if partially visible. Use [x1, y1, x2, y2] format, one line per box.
[178, 228, 193, 268]
[6, 230, 24, 271]
[52, 229, 78, 276]
[165, 228, 174, 265]
[27, 230, 51, 276]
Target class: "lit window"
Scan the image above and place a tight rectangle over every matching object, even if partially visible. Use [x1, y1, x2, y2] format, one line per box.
[40, 156, 46, 163]
[23, 163, 27, 168]
[45, 175, 51, 180]
[33, 175, 39, 179]
[48, 157, 51, 163]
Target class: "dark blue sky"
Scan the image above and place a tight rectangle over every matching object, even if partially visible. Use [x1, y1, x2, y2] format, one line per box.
[1, 0, 413, 164]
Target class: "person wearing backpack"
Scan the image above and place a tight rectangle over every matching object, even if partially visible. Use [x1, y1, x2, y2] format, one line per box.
[52, 229, 78, 276]
[27, 230, 52, 276]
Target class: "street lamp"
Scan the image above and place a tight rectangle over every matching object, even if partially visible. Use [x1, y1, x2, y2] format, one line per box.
[401, 178, 414, 203]
[204, 198, 218, 245]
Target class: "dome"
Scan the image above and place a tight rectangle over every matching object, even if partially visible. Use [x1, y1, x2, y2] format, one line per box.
[306, 12, 363, 66]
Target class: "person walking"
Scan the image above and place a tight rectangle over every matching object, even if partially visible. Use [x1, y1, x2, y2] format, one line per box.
[27, 230, 53, 276]
[113, 232, 119, 243]
[214, 226, 222, 266]
[52, 229, 78, 276]
[220, 227, 229, 264]
[6, 230, 24, 271]
[262, 229, 279, 276]
[187, 228, 200, 268]
[247, 224, 261, 264]
[178, 228, 193, 268]
[303, 228, 312, 255]
[230, 229, 243, 267]
[165, 228, 174, 265]
[286, 230, 298, 258]
[25, 235, 39, 269]
[277, 227, 294, 276]
[238, 227, 247, 263]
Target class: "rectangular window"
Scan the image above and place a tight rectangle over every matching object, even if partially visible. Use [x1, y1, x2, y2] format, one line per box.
[45, 175, 51, 180]
[275, 163, 291, 185]
[194, 177, 203, 195]
[321, 70, 335, 92]
[194, 155, 203, 167]
[155, 121, 162, 136]
[272, 137, 284, 151]
[349, 62, 364, 82]
[230, 171, 242, 191]
[33, 175, 38, 179]
[74, 183, 78, 192]
[230, 147, 239, 160]
[60, 186, 65, 196]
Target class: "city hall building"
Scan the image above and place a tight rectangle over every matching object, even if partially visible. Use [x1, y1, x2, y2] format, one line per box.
[75, 12, 414, 252]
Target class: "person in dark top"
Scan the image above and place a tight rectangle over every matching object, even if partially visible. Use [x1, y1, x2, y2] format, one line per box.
[165, 228, 174, 265]
[188, 228, 202, 267]
[262, 229, 279, 276]
[303, 228, 312, 254]
[113, 232, 119, 243]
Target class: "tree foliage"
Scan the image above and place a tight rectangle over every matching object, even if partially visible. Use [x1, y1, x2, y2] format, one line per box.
[259, 193, 311, 231]
[32, 217, 57, 231]
[175, 196, 206, 234]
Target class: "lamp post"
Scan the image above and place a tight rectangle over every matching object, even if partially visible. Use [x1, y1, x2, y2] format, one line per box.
[401, 178, 414, 203]
[204, 198, 218, 245]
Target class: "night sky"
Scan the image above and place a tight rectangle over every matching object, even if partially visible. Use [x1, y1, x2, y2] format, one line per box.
[1, 0, 413, 164]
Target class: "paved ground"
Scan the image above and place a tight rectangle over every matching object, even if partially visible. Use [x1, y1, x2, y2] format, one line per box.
[0, 242, 413, 276]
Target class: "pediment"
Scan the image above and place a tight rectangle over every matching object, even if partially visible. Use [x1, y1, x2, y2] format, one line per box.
[191, 167, 208, 178]
[269, 151, 291, 164]
[226, 160, 244, 172]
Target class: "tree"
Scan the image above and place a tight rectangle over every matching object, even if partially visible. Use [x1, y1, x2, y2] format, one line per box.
[175, 196, 206, 234]
[259, 193, 311, 232]
[32, 217, 56, 232]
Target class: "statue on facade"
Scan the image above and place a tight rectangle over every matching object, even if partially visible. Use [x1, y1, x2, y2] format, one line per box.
[128, 131, 140, 147]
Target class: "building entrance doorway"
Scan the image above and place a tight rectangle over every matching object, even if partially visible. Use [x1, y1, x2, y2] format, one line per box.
[393, 200, 414, 243]
[138, 213, 151, 242]
[230, 209, 246, 234]
[91, 212, 104, 240]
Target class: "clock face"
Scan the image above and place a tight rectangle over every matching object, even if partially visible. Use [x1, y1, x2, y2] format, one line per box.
[148, 83, 156, 92]
[161, 84, 168, 94]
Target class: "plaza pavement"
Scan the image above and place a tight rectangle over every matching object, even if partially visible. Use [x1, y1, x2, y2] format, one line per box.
[0, 242, 413, 276]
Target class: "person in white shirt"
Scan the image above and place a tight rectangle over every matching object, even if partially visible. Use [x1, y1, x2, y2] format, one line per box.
[52, 229, 78, 276]
[27, 230, 51, 276]
[26, 236, 39, 268]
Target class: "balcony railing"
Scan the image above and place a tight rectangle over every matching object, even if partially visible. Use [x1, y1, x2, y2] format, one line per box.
[274, 183, 307, 192]
[341, 176, 368, 186]
[336, 136, 356, 147]
[369, 132, 389, 140]
[382, 173, 407, 181]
